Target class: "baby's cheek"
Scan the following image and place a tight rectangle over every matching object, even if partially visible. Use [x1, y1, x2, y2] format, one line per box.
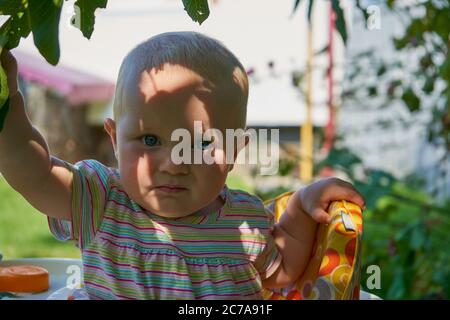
[208, 147, 229, 166]
[135, 154, 158, 186]
[202, 162, 228, 187]
[119, 151, 153, 189]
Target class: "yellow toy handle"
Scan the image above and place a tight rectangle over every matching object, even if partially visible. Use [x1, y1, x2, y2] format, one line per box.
[262, 192, 363, 300]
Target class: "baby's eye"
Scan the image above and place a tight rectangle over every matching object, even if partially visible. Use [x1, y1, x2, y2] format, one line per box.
[142, 134, 160, 147]
[193, 139, 213, 150]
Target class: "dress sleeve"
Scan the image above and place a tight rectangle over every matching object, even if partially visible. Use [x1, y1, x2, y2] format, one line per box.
[47, 159, 111, 249]
[253, 206, 283, 280]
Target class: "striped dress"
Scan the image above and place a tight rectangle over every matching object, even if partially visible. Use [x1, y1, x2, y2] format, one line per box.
[48, 159, 282, 300]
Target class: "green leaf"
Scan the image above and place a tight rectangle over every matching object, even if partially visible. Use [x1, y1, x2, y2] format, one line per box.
[0, 0, 25, 14]
[393, 36, 408, 50]
[332, 0, 347, 44]
[0, 97, 9, 132]
[387, 267, 405, 299]
[307, 0, 314, 23]
[72, 0, 107, 39]
[422, 77, 435, 94]
[28, 0, 63, 65]
[439, 59, 450, 80]
[4, 10, 32, 49]
[182, 0, 210, 25]
[315, 45, 329, 55]
[368, 86, 377, 96]
[292, 0, 302, 14]
[0, 35, 10, 132]
[355, 0, 369, 21]
[409, 225, 426, 251]
[377, 64, 387, 76]
[401, 88, 420, 112]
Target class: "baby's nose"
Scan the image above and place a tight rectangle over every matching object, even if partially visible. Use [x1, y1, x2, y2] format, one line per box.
[158, 153, 190, 175]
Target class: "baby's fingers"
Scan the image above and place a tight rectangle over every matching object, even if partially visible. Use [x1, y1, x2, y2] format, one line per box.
[310, 208, 332, 224]
[332, 179, 366, 210]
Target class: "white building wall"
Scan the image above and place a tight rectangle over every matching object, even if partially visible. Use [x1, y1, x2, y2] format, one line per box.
[341, 1, 449, 198]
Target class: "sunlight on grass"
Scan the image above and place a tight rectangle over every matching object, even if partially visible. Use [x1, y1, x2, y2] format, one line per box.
[0, 176, 80, 260]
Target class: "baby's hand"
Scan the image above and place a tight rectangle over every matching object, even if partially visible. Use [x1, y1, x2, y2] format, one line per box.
[299, 177, 365, 224]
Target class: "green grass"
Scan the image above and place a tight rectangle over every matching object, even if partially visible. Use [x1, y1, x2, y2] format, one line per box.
[0, 173, 252, 260]
[225, 173, 254, 193]
[0, 176, 80, 260]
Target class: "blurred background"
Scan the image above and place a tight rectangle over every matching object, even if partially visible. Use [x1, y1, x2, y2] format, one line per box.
[0, 0, 448, 299]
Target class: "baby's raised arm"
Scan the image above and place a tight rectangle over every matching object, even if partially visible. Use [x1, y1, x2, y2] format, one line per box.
[0, 50, 73, 221]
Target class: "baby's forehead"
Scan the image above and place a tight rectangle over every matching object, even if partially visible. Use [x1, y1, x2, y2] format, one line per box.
[121, 64, 209, 100]
[116, 63, 247, 130]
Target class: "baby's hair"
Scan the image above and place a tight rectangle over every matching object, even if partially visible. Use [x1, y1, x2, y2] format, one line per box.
[113, 31, 249, 126]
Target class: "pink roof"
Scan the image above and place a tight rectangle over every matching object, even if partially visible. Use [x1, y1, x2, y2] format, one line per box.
[14, 50, 115, 106]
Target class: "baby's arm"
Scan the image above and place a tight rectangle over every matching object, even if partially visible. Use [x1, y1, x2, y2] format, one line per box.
[262, 178, 365, 288]
[0, 50, 72, 220]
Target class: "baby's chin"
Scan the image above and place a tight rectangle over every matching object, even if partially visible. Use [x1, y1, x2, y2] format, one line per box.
[149, 209, 195, 219]
[138, 200, 203, 219]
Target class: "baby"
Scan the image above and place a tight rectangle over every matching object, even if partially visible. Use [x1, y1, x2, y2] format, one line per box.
[0, 32, 364, 300]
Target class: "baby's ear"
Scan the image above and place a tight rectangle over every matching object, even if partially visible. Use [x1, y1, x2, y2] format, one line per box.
[104, 118, 118, 156]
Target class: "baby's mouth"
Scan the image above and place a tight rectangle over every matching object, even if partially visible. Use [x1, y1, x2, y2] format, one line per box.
[154, 185, 188, 194]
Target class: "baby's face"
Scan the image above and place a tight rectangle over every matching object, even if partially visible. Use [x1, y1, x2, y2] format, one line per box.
[107, 64, 241, 218]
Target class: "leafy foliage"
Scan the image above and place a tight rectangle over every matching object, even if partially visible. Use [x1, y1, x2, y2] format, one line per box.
[0, 0, 65, 131]
[0, 0, 212, 132]
[316, 145, 450, 299]
[351, 1, 450, 155]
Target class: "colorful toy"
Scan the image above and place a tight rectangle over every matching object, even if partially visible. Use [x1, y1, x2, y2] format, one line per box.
[262, 192, 363, 300]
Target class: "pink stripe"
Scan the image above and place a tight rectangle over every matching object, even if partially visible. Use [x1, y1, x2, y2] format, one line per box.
[84, 281, 134, 300]
[108, 199, 137, 212]
[103, 216, 166, 233]
[95, 238, 250, 268]
[155, 220, 270, 231]
[242, 288, 263, 297]
[172, 239, 266, 245]
[196, 292, 242, 299]
[97, 237, 183, 258]
[85, 174, 95, 248]
[191, 275, 257, 286]
[103, 201, 270, 231]
[98, 231, 250, 257]
[84, 251, 256, 285]
[85, 264, 194, 293]
[191, 278, 236, 285]
[83, 250, 190, 277]
[104, 217, 265, 244]
[225, 214, 268, 218]
[83, 161, 108, 195]
[235, 275, 258, 284]
[101, 217, 265, 245]
[110, 185, 132, 196]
